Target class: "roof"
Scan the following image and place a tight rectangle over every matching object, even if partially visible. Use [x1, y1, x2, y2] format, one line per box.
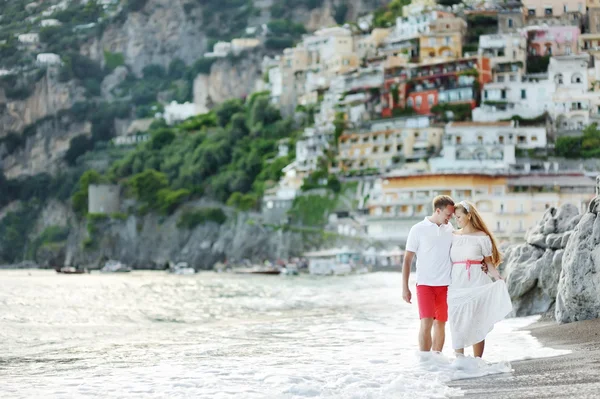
[448, 121, 512, 127]
[507, 175, 597, 187]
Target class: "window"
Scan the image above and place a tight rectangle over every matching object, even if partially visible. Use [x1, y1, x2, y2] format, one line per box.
[528, 9, 536, 16]
[429, 38, 436, 46]
[521, 89, 526, 99]
[484, 90, 488, 99]
[501, 89, 507, 99]
[415, 96, 422, 107]
[510, 74, 517, 82]
[545, 7, 552, 15]
[407, 98, 414, 107]
[497, 75, 505, 83]
[572, 73, 582, 83]
[445, 36, 451, 45]
[555, 73, 564, 84]
[415, 132, 420, 138]
[497, 221, 501, 231]
[532, 136, 538, 142]
[508, 18, 513, 28]
[500, 204, 504, 214]
[477, 135, 483, 144]
[427, 94, 434, 105]
[513, 50, 517, 59]
[499, 136, 505, 144]
[565, 45, 571, 55]
[563, 4, 567, 12]
[456, 136, 462, 144]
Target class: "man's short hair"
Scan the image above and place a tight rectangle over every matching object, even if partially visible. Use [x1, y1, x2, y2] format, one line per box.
[432, 195, 455, 211]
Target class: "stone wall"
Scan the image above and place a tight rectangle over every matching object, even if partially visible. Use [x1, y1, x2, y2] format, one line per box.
[88, 184, 120, 214]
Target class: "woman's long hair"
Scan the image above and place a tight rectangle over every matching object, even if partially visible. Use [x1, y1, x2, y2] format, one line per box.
[455, 200, 503, 267]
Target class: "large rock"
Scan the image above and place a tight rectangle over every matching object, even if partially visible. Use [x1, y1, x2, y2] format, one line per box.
[555, 180, 600, 323]
[503, 204, 582, 316]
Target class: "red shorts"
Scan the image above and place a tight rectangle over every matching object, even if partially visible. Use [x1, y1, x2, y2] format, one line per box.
[416, 285, 448, 322]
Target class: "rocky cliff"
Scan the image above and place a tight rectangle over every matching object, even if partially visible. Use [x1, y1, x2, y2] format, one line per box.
[502, 175, 600, 323]
[555, 175, 600, 323]
[60, 202, 376, 270]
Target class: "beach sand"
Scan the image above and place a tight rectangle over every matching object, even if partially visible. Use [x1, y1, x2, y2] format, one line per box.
[450, 317, 600, 399]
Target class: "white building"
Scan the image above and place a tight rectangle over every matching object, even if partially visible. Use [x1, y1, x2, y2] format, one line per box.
[17, 33, 39, 44]
[429, 121, 548, 172]
[478, 33, 527, 65]
[473, 74, 554, 121]
[36, 53, 61, 65]
[163, 101, 199, 125]
[204, 41, 231, 58]
[40, 19, 62, 27]
[547, 54, 600, 131]
[295, 126, 334, 173]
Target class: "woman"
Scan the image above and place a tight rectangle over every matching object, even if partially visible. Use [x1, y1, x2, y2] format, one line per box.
[448, 200, 512, 359]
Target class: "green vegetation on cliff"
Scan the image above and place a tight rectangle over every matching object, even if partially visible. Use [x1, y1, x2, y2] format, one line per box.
[104, 92, 296, 213]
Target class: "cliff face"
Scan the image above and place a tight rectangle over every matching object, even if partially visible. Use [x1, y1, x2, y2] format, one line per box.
[0, 67, 85, 137]
[62, 203, 375, 270]
[502, 175, 600, 323]
[82, 0, 209, 76]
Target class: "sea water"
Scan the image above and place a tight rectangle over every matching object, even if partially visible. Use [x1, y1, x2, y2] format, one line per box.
[0, 270, 568, 398]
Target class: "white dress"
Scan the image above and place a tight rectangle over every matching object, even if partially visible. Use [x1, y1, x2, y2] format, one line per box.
[448, 234, 513, 350]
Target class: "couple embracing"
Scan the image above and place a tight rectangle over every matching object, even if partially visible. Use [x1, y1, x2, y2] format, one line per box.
[402, 195, 512, 359]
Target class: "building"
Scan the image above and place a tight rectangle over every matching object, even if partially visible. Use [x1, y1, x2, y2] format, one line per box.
[429, 121, 547, 172]
[588, 3, 600, 34]
[113, 134, 150, 146]
[231, 38, 260, 53]
[338, 116, 442, 173]
[478, 33, 527, 68]
[88, 184, 120, 214]
[546, 54, 600, 131]
[163, 101, 199, 125]
[294, 126, 334, 173]
[473, 73, 554, 121]
[354, 28, 390, 59]
[523, 0, 584, 16]
[382, 56, 492, 117]
[36, 53, 61, 65]
[40, 19, 62, 27]
[17, 33, 39, 44]
[364, 172, 595, 244]
[525, 26, 580, 56]
[204, 41, 231, 58]
[498, 2, 526, 34]
[418, 16, 466, 63]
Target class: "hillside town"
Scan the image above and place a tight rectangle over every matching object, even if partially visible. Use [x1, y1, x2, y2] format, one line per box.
[253, 0, 600, 245]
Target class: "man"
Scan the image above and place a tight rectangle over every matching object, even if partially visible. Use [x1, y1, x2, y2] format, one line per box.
[402, 195, 455, 353]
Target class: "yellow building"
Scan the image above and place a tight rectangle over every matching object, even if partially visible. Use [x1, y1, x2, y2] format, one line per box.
[365, 173, 596, 244]
[419, 16, 465, 62]
[338, 117, 443, 173]
[354, 28, 391, 59]
[579, 33, 600, 57]
[324, 53, 360, 76]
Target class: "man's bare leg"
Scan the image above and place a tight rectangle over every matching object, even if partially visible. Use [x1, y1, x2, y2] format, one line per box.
[419, 318, 434, 351]
[473, 340, 485, 358]
[432, 320, 445, 352]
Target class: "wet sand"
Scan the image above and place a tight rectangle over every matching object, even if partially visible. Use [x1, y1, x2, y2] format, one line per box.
[450, 318, 600, 399]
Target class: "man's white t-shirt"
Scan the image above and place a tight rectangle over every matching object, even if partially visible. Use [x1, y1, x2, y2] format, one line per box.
[405, 217, 453, 286]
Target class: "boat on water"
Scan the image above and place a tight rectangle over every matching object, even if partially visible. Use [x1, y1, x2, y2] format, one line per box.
[100, 260, 132, 273]
[168, 262, 195, 275]
[234, 266, 281, 275]
[55, 266, 88, 274]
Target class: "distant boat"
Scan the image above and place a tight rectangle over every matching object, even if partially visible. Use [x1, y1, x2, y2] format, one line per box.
[168, 262, 195, 275]
[55, 266, 88, 274]
[100, 260, 132, 273]
[234, 266, 281, 275]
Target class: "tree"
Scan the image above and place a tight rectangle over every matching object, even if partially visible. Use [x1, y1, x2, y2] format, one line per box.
[128, 169, 169, 206]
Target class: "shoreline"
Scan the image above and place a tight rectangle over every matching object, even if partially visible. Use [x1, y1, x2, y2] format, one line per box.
[449, 317, 600, 398]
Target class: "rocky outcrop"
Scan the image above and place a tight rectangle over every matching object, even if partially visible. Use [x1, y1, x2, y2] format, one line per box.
[0, 67, 85, 136]
[203, 50, 266, 105]
[0, 113, 91, 178]
[65, 202, 376, 270]
[502, 203, 581, 316]
[82, 0, 209, 76]
[555, 175, 600, 323]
